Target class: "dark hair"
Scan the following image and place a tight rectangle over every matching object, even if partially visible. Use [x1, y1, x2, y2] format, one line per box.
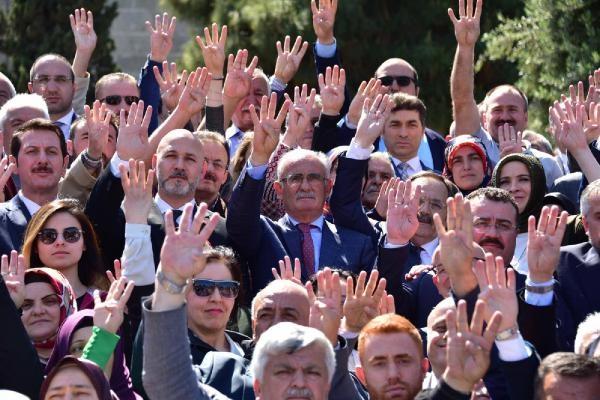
[308, 268, 358, 289]
[466, 187, 519, 222]
[196, 130, 231, 167]
[29, 53, 75, 83]
[389, 93, 427, 127]
[40, 356, 113, 400]
[535, 352, 600, 400]
[10, 118, 67, 160]
[69, 115, 119, 143]
[21, 199, 108, 291]
[204, 246, 244, 316]
[484, 84, 529, 112]
[410, 171, 460, 198]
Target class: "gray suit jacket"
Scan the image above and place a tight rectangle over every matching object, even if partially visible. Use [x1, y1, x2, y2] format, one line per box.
[0, 195, 31, 256]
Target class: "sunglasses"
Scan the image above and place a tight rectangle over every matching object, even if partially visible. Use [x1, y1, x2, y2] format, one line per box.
[192, 279, 240, 298]
[100, 95, 140, 106]
[37, 227, 83, 245]
[378, 75, 418, 87]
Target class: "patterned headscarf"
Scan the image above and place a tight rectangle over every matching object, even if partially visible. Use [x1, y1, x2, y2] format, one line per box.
[443, 136, 492, 194]
[24, 268, 77, 351]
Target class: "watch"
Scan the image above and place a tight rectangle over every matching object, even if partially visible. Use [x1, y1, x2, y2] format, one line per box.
[495, 326, 520, 341]
[525, 282, 555, 294]
[156, 270, 187, 295]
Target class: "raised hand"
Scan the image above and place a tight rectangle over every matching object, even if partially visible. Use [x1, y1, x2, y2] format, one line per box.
[274, 35, 309, 84]
[223, 49, 258, 101]
[527, 205, 568, 283]
[318, 65, 345, 116]
[116, 100, 152, 161]
[196, 23, 228, 77]
[442, 299, 502, 394]
[386, 179, 421, 245]
[159, 203, 220, 286]
[448, 0, 483, 48]
[84, 100, 112, 161]
[355, 93, 393, 148]
[70, 8, 97, 54]
[121, 159, 155, 225]
[474, 253, 518, 332]
[343, 270, 387, 333]
[405, 263, 434, 282]
[93, 277, 135, 334]
[146, 13, 176, 63]
[153, 62, 189, 113]
[433, 194, 475, 285]
[374, 177, 399, 220]
[271, 256, 302, 285]
[311, 0, 338, 45]
[1, 251, 26, 309]
[0, 155, 16, 203]
[106, 259, 122, 284]
[306, 268, 342, 346]
[249, 93, 291, 165]
[498, 123, 523, 157]
[283, 84, 317, 147]
[347, 78, 383, 127]
[176, 67, 211, 117]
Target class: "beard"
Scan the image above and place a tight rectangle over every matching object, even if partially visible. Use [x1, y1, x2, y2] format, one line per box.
[158, 170, 198, 198]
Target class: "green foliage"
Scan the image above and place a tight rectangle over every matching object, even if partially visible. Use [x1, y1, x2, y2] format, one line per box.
[482, 0, 600, 133]
[162, 0, 524, 132]
[0, 0, 118, 100]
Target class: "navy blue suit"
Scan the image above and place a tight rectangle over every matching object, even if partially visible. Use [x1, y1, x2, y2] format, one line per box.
[226, 170, 376, 296]
[0, 195, 32, 257]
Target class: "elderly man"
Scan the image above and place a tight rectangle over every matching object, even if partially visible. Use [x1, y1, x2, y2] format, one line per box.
[94, 72, 140, 116]
[360, 152, 394, 210]
[449, 0, 562, 188]
[194, 131, 229, 217]
[227, 94, 375, 295]
[0, 72, 16, 107]
[0, 94, 49, 157]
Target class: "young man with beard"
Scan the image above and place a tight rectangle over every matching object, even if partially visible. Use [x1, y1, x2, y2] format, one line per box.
[194, 131, 229, 217]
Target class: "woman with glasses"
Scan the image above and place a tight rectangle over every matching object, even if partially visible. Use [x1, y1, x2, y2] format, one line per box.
[21, 198, 108, 309]
[491, 153, 547, 274]
[443, 136, 492, 195]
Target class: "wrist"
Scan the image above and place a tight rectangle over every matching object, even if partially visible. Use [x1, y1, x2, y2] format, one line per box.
[495, 325, 520, 341]
[386, 235, 410, 246]
[86, 147, 102, 161]
[441, 373, 472, 395]
[321, 108, 340, 116]
[249, 152, 269, 167]
[528, 273, 554, 284]
[149, 53, 167, 63]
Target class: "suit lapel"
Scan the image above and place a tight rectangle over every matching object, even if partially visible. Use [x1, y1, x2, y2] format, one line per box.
[277, 216, 303, 262]
[319, 221, 345, 269]
[10, 196, 32, 222]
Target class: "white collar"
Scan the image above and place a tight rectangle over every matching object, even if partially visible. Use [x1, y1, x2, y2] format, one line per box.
[390, 154, 422, 172]
[17, 190, 44, 216]
[55, 110, 75, 126]
[286, 214, 325, 231]
[225, 124, 243, 140]
[153, 194, 196, 214]
[420, 237, 439, 257]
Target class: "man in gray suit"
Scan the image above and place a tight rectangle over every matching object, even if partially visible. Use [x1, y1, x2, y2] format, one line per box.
[227, 94, 375, 295]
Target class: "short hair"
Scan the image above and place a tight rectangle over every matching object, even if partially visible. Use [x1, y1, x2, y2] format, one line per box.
[10, 118, 67, 160]
[581, 179, 600, 217]
[466, 186, 519, 221]
[95, 72, 138, 100]
[29, 54, 75, 82]
[0, 72, 16, 98]
[369, 152, 394, 169]
[203, 246, 244, 317]
[522, 130, 553, 155]
[535, 352, 600, 399]
[252, 68, 271, 95]
[250, 322, 336, 383]
[0, 93, 49, 131]
[410, 171, 460, 198]
[277, 148, 329, 180]
[250, 279, 307, 320]
[69, 114, 119, 142]
[196, 130, 231, 167]
[229, 132, 253, 185]
[358, 313, 423, 359]
[575, 312, 600, 355]
[484, 84, 529, 112]
[389, 93, 427, 127]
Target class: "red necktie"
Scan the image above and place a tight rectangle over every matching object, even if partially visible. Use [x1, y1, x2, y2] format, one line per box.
[298, 223, 315, 276]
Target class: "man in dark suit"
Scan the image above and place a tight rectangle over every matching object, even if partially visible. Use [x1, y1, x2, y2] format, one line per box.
[0, 119, 69, 256]
[226, 94, 375, 296]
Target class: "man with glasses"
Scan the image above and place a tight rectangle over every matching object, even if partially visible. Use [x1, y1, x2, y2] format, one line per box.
[227, 97, 375, 295]
[194, 131, 229, 217]
[28, 54, 77, 140]
[94, 72, 140, 117]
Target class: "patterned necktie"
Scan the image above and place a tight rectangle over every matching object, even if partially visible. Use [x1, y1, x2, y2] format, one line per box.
[171, 209, 183, 228]
[297, 223, 315, 276]
[397, 162, 409, 181]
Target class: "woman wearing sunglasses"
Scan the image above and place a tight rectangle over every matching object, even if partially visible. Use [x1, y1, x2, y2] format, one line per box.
[21, 199, 108, 309]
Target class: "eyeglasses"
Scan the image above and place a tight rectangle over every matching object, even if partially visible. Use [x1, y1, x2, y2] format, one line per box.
[37, 227, 84, 245]
[473, 219, 516, 233]
[192, 279, 240, 298]
[100, 95, 140, 106]
[33, 75, 73, 85]
[378, 75, 418, 87]
[280, 173, 327, 187]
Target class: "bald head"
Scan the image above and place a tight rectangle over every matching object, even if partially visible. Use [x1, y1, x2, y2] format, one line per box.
[375, 58, 419, 96]
[251, 280, 310, 340]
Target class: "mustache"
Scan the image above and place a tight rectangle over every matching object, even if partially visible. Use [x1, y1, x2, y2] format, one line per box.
[168, 170, 188, 180]
[203, 171, 217, 182]
[495, 119, 515, 127]
[479, 238, 504, 249]
[32, 165, 53, 173]
[417, 212, 433, 224]
[286, 388, 313, 399]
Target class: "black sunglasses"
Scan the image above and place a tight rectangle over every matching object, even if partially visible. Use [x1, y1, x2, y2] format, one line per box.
[192, 279, 240, 298]
[378, 75, 418, 87]
[101, 95, 140, 106]
[38, 227, 83, 245]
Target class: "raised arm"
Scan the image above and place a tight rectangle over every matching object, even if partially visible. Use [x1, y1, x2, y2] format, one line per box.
[70, 8, 96, 115]
[449, 0, 483, 135]
[223, 50, 258, 130]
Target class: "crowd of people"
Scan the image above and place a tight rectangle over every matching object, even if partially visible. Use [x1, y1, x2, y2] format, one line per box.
[1, 0, 600, 398]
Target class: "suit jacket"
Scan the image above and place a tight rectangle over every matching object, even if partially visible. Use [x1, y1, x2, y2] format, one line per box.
[226, 170, 375, 295]
[0, 195, 31, 256]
